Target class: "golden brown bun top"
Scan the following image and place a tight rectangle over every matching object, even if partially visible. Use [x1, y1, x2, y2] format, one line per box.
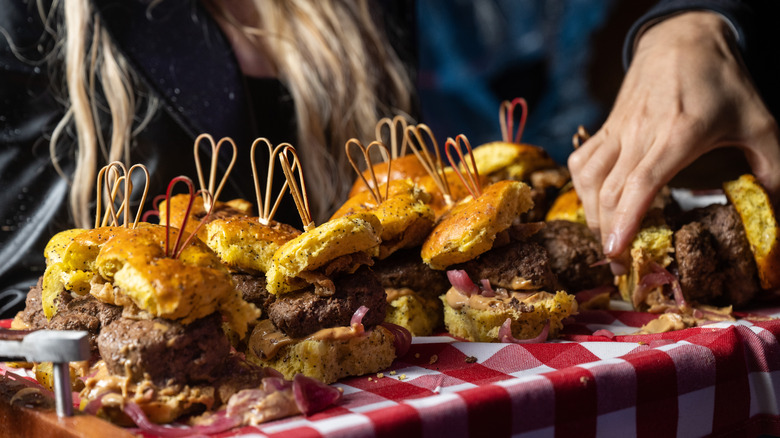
[205, 216, 301, 273]
[95, 224, 259, 337]
[41, 226, 127, 319]
[421, 180, 534, 270]
[724, 174, 780, 289]
[332, 179, 435, 258]
[545, 188, 586, 224]
[416, 168, 486, 219]
[158, 194, 253, 241]
[265, 212, 383, 295]
[348, 154, 429, 198]
[472, 141, 557, 182]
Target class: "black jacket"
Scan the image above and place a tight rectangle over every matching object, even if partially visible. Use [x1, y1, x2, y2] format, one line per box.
[0, 0, 417, 318]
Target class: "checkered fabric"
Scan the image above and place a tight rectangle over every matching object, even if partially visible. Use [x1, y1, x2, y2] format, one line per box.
[5, 305, 780, 438]
[202, 305, 780, 438]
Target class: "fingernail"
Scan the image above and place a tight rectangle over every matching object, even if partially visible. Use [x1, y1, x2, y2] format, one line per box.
[610, 261, 627, 276]
[604, 233, 618, 257]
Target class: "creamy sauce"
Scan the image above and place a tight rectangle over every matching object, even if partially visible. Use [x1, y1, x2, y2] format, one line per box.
[249, 319, 365, 360]
[444, 287, 537, 311]
[509, 277, 538, 290]
[385, 287, 415, 302]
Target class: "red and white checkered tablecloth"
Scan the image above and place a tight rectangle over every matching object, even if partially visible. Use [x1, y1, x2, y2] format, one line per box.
[191, 302, 780, 438]
[6, 304, 780, 438]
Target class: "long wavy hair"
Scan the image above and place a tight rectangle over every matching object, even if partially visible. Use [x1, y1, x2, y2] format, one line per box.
[42, 0, 413, 227]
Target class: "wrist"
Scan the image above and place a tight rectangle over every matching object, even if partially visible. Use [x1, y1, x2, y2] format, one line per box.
[634, 11, 733, 57]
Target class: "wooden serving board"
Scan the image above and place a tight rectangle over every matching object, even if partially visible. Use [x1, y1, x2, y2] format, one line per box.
[0, 373, 132, 438]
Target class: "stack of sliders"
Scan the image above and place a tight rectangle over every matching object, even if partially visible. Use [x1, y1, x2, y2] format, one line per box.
[469, 98, 571, 221]
[617, 174, 780, 333]
[421, 135, 577, 343]
[236, 144, 410, 384]
[8, 163, 343, 432]
[332, 138, 443, 336]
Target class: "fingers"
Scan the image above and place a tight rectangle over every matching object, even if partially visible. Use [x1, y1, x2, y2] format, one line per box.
[568, 129, 620, 237]
[740, 118, 780, 203]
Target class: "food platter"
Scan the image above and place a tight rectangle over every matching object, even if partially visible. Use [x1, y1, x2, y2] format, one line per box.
[4, 299, 780, 437]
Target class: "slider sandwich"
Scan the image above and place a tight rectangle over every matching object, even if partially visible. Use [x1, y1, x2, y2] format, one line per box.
[243, 146, 409, 384]
[617, 174, 780, 332]
[421, 136, 577, 343]
[333, 139, 442, 336]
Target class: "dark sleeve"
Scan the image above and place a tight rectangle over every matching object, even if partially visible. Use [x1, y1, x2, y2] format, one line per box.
[623, 0, 780, 120]
[0, 0, 73, 318]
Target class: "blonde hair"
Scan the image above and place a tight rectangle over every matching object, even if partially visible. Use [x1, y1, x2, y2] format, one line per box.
[47, 0, 413, 226]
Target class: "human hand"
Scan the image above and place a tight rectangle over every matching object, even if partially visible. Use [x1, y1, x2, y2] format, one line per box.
[568, 11, 780, 271]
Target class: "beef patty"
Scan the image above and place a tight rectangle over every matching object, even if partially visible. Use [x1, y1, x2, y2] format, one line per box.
[675, 204, 759, 306]
[372, 248, 449, 298]
[534, 220, 612, 292]
[16, 278, 122, 356]
[454, 240, 559, 292]
[266, 266, 387, 338]
[97, 312, 229, 386]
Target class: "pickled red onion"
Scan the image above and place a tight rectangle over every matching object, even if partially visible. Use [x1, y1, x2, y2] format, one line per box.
[446, 270, 478, 296]
[123, 402, 240, 437]
[479, 279, 495, 297]
[292, 374, 343, 416]
[498, 318, 550, 344]
[350, 305, 369, 327]
[381, 322, 412, 357]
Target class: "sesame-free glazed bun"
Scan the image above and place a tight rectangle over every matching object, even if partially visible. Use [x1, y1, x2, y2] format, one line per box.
[265, 212, 383, 295]
[332, 179, 435, 259]
[421, 180, 533, 270]
[205, 216, 301, 273]
[471, 142, 557, 182]
[95, 225, 260, 337]
[724, 174, 780, 289]
[348, 154, 430, 198]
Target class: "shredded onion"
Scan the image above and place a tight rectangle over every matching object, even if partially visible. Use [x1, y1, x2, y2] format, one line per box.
[446, 270, 478, 296]
[498, 318, 550, 344]
[292, 374, 343, 416]
[262, 377, 292, 392]
[380, 322, 412, 357]
[350, 305, 369, 328]
[479, 279, 495, 297]
[635, 262, 687, 310]
[124, 402, 240, 437]
[589, 258, 610, 267]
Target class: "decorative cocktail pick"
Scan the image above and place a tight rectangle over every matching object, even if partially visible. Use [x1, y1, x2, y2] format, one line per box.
[278, 145, 314, 231]
[499, 97, 528, 144]
[345, 138, 391, 205]
[445, 134, 482, 200]
[374, 115, 410, 162]
[163, 175, 214, 259]
[405, 123, 453, 206]
[193, 133, 237, 210]
[251, 138, 296, 226]
[95, 161, 149, 229]
[572, 125, 591, 149]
